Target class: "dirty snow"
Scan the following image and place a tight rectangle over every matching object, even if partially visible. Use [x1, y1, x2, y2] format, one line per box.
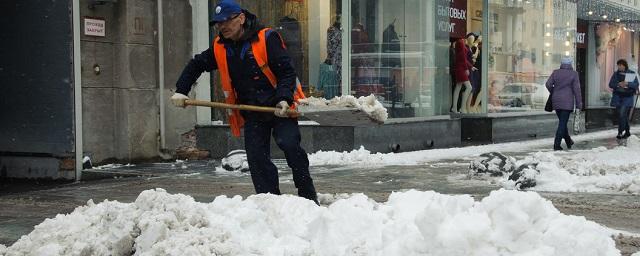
[309, 128, 638, 166]
[298, 94, 388, 123]
[1, 189, 619, 256]
[91, 163, 134, 170]
[499, 135, 640, 194]
[309, 128, 640, 195]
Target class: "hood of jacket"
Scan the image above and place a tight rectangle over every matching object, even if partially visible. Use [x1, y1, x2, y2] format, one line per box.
[560, 63, 573, 70]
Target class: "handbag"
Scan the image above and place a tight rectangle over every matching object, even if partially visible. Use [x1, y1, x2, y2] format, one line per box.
[544, 91, 553, 112]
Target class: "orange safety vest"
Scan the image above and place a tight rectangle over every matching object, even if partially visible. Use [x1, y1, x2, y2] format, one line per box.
[213, 28, 306, 137]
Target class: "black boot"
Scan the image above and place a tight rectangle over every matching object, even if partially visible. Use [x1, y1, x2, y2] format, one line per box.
[565, 137, 574, 149]
[623, 131, 631, 138]
[616, 133, 623, 139]
[553, 145, 563, 151]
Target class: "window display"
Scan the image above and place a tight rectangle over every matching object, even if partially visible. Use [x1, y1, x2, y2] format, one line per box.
[217, 0, 341, 98]
[349, 0, 450, 118]
[487, 0, 577, 113]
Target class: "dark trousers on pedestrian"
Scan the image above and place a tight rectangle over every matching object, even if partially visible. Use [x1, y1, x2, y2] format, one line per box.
[555, 110, 572, 149]
[244, 117, 318, 203]
[617, 106, 631, 135]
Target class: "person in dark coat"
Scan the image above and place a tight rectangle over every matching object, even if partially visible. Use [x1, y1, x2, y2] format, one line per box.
[609, 59, 639, 139]
[545, 57, 583, 150]
[170, 0, 318, 204]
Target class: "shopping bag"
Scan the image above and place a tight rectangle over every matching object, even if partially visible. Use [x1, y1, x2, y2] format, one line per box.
[573, 110, 585, 134]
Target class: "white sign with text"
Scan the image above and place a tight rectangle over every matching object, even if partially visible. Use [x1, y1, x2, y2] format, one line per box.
[84, 18, 105, 37]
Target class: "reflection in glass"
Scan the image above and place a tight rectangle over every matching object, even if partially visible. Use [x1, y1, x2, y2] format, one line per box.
[349, 0, 450, 118]
[487, 0, 577, 113]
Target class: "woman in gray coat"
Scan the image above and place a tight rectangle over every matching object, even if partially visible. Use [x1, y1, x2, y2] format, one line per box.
[545, 57, 583, 150]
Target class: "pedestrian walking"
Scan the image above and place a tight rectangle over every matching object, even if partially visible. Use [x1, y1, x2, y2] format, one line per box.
[545, 57, 583, 150]
[170, 0, 318, 204]
[608, 59, 639, 140]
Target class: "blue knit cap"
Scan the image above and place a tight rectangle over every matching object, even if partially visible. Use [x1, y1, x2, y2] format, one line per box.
[561, 56, 573, 65]
[210, 0, 242, 26]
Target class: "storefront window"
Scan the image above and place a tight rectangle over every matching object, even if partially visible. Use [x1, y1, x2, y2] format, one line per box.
[487, 0, 577, 113]
[212, 0, 341, 99]
[348, 0, 451, 118]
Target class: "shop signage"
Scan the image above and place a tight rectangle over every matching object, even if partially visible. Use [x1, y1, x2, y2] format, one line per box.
[576, 33, 585, 44]
[576, 20, 588, 49]
[84, 18, 105, 37]
[436, 0, 467, 38]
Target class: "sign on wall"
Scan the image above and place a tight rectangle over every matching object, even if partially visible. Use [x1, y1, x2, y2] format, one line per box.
[436, 0, 468, 38]
[576, 20, 587, 49]
[84, 18, 105, 37]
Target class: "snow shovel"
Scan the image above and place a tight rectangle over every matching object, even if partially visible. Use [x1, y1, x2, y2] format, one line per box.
[184, 99, 382, 126]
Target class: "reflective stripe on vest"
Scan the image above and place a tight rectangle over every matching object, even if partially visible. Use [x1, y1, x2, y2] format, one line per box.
[213, 28, 306, 137]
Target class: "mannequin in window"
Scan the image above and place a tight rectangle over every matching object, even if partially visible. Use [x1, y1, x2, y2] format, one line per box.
[469, 35, 483, 113]
[326, 15, 342, 87]
[351, 22, 371, 54]
[452, 38, 477, 114]
[276, 9, 303, 79]
[383, 19, 402, 105]
[351, 22, 373, 92]
[319, 15, 342, 99]
[464, 33, 479, 113]
[382, 19, 401, 67]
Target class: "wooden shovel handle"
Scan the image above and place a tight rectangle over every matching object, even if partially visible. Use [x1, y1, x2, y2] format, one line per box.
[184, 99, 300, 117]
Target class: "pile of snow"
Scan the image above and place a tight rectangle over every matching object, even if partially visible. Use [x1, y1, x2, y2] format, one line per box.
[469, 152, 539, 189]
[91, 163, 134, 170]
[220, 149, 249, 172]
[309, 128, 639, 167]
[298, 94, 388, 123]
[2, 189, 619, 255]
[466, 136, 640, 194]
[469, 152, 518, 177]
[310, 146, 392, 166]
[503, 136, 640, 194]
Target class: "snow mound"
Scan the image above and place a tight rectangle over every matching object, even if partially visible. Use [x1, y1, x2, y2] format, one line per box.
[469, 152, 539, 189]
[505, 135, 640, 194]
[309, 146, 398, 166]
[2, 189, 619, 256]
[298, 94, 388, 123]
[220, 149, 249, 172]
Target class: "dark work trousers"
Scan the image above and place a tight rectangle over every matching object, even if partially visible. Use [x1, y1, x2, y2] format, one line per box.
[554, 110, 572, 148]
[243, 117, 318, 202]
[617, 106, 631, 135]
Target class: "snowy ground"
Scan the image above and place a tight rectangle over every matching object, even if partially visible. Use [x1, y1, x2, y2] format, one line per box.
[308, 128, 640, 167]
[498, 136, 640, 194]
[0, 189, 621, 256]
[1, 128, 639, 255]
[309, 128, 640, 195]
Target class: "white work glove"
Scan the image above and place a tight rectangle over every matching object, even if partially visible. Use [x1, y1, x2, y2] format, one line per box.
[170, 93, 189, 108]
[274, 101, 290, 118]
